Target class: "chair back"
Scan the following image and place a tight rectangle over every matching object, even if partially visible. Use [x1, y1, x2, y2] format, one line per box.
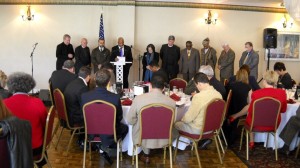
[139, 104, 175, 144]
[83, 100, 117, 142]
[169, 78, 187, 91]
[200, 99, 226, 139]
[44, 106, 56, 148]
[224, 79, 229, 86]
[49, 81, 55, 107]
[224, 90, 232, 118]
[53, 89, 71, 128]
[250, 97, 281, 131]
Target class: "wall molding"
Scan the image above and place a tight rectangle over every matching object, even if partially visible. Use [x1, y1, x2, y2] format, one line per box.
[0, 0, 287, 13]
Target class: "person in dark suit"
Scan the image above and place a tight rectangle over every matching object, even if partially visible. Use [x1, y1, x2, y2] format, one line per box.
[149, 61, 168, 83]
[274, 62, 293, 89]
[91, 38, 111, 73]
[160, 35, 180, 80]
[179, 41, 200, 82]
[239, 42, 259, 79]
[228, 64, 260, 91]
[81, 69, 128, 165]
[56, 34, 75, 70]
[110, 37, 133, 88]
[64, 66, 91, 127]
[142, 44, 159, 82]
[74, 38, 91, 74]
[49, 60, 77, 93]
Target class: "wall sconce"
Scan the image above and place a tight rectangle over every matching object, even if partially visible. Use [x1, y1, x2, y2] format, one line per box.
[282, 14, 293, 28]
[204, 10, 218, 25]
[21, 6, 35, 21]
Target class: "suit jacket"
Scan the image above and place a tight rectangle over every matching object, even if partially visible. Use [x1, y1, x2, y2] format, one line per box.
[179, 48, 200, 74]
[200, 47, 217, 71]
[110, 45, 133, 69]
[56, 42, 75, 70]
[91, 46, 111, 72]
[142, 52, 159, 80]
[74, 45, 91, 73]
[64, 78, 89, 126]
[49, 69, 77, 93]
[126, 89, 176, 148]
[239, 50, 259, 79]
[181, 86, 222, 131]
[160, 44, 180, 74]
[218, 48, 235, 79]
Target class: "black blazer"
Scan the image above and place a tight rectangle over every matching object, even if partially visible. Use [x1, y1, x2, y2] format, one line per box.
[74, 45, 91, 73]
[64, 78, 89, 126]
[56, 42, 75, 70]
[160, 44, 180, 74]
[142, 52, 159, 80]
[49, 69, 77, 93]
[110, 45, 133, 69]
[228, 75, 260, 91]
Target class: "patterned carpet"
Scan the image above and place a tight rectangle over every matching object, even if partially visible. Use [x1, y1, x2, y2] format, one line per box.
[231, 141, 300, 168]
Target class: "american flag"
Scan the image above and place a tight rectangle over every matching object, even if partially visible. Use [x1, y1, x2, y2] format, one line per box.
[99, 13, 104, 39]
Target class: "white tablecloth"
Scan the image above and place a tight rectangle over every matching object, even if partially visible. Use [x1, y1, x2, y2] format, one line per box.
[254, 103, 300, 150]
[121, 101, 191, 156]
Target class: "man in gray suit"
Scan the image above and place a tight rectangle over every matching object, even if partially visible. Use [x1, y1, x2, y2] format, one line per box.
[239, 42, 259, 80]
[279, 107, 300, 156]
[200, 38, 217, 72]
[179, 41, 200, 82]
[217, 44, 235, 84]
[126, 75, 176, 163]
[91, 38, 111, 73]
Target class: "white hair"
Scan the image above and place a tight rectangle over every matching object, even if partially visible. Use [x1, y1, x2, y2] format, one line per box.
[199, 65, 214, 77]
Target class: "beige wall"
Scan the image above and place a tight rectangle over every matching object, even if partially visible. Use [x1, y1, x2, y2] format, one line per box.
[0, 5, 299, 89]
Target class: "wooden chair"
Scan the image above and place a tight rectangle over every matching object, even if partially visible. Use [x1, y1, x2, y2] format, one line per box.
[34, 106, 56, 168]
[239, 97, 281, 161]
[296, 141, 300, 159]
[132, 104, 175, 168]
[169, 78, 187, 91]
[82, 100, 123, 168]
[223, 79, 229, 86]
[219, 90, 232, 153]
[53, 89, 84, 154]
[174, 98, 226, 167]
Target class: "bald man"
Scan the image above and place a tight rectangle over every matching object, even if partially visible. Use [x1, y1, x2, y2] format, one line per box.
[110, 37, 133, 88]
[75, 38, 91, 74]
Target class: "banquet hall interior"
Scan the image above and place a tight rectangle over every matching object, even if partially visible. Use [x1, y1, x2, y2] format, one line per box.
[1, 0, 300, 168]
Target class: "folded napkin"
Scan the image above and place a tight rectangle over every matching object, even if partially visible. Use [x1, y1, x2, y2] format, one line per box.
[287, 99, 296, 104]
[170, 93, 181, 102]
[122, 99, 132, 106]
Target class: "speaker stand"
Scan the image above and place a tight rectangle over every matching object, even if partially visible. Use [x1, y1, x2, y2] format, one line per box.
[258, 48, 271, 84]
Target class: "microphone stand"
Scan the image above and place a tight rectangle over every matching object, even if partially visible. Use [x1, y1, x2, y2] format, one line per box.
[138, 54, 143, 81]
[258, 48, 270, 84]
[30, 43, 38, 94]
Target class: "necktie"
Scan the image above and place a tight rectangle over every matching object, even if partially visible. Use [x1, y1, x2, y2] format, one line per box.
[243, 52, 249, 64]
[187, 50, 191, 59]
[120, 47, 123, 57]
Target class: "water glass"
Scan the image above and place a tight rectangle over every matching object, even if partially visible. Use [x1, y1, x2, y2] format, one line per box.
[173, 86, 178, 94]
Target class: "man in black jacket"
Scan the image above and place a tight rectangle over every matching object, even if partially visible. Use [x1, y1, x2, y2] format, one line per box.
[110, 37, 133, 88]
[160, 35, 180, 80]
[74, 38, 91, 74]
[56, 34, 75, 70]
[49, 60, 77, 93]
[64, 66, 91, 127]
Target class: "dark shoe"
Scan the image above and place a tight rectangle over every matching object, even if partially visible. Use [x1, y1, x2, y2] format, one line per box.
[100, 152, 113, 165]
[198, 139, 212, 150]
[279, 148, 290, 156]
[139, 154, 150, 164]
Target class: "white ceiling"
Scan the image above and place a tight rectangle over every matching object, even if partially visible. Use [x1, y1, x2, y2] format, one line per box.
[137, 0, 284, 8]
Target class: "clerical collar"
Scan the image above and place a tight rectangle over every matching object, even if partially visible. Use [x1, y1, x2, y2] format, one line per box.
[168, 45, 173, 47]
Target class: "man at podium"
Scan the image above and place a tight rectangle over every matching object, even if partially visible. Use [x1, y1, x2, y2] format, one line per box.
[110, 37, 133, 88]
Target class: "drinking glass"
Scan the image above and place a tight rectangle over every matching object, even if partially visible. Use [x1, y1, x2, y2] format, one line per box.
[173, 86, 178, 94]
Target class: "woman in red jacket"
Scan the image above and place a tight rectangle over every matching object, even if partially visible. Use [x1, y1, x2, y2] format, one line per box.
[230, 71, 287, 149]
[4, 72, 47, 167]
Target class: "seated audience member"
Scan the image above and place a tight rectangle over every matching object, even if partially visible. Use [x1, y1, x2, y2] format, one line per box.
[49, 60, 77, 93]
[0, 70, 12, 99]
[101, 62, 116, 87]
[149, 61, 168, 83]
[64, 66, 91, 127]
[229, 71, 287, 149]
[184, 65, 226, 100]
[126, 75, 176, 164]
[223, 69, 251, 146]
[273, 62, 293, 89]
[81, 69, 128, 165]
[4, 72, 48, 167]
[0, 97, 12, 168]
[279, 106, 300, 156]
[228, 64, 260, 91]
[175, 72, 222, 148]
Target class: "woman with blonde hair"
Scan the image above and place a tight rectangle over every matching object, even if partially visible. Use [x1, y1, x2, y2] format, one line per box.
[0, 70, 11, 99]
[229, 70, 287, 149]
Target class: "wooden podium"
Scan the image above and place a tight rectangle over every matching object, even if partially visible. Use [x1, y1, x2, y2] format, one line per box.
[111, 56, 132, 86]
